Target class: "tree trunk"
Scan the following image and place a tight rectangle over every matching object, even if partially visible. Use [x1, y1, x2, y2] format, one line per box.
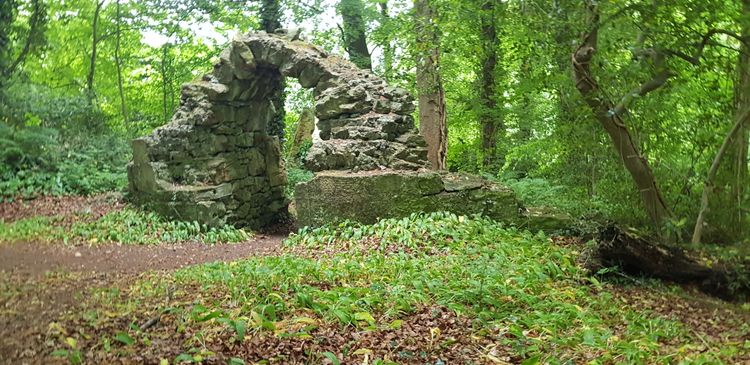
[728, 0, 750, 238]
[415, 0, 447, 170]
[572, 2, 672, 231]
[4, 0, 45, 81]
[86, 0, 104, 102]
[115, 0, 128, 122]
[379, 1, 394, 81]
[478, 0, 502, 170]
[591, 225, 747, 300]
[338, 0, 372, 70]
[160, 45, 169, 124]
[0, 0, 16, 77]
[260, 0, 282, 33]
[259, 0, 286, 140]
[692, 108, 750, 244]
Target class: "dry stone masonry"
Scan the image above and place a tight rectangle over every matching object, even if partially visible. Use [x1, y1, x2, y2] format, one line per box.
[128, 31, 429, 228]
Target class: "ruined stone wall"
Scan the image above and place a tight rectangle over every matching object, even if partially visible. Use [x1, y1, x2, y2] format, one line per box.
[128, 31, 429, 228]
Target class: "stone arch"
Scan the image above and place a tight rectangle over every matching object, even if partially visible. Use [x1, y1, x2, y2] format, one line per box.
[127, 31, 429, 228]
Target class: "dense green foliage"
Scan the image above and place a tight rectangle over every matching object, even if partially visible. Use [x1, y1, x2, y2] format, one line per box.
[0, 208, 252, 245]
[0, 0, 748, 242]
[58, 213, 749, 363]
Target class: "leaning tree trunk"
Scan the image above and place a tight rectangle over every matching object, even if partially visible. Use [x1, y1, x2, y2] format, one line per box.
[572, 2, 671, 231]
[478, 0, 502, 170]
[415, 0, 447, 170]
[338, 0, 372, 70]
[692, 108, 750, 244]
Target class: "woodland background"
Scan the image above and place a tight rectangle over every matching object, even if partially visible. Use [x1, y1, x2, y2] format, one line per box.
[1, 0, 749, 244]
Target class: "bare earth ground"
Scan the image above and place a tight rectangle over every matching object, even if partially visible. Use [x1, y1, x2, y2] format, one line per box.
[0, 238, 285, 364]
[0, 194, 286, 364]
[0, 237, 283, 276]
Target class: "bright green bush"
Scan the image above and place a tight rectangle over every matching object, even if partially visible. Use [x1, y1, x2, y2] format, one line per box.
[0, 124, 130, 199]
[0, 82, 131, 199]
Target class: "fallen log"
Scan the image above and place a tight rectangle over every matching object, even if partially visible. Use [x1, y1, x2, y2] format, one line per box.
[586, 225, 749, 301]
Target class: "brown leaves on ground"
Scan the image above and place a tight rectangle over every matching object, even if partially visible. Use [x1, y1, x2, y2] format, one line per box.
[0, 193, 125, 225]
[55, 302, 519, 365]
[611, 284, 750, 361]
[0, 270, 136, 363]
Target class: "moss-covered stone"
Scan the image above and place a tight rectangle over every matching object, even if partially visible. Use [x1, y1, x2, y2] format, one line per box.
[294, 170, 521, 228]
[517, 206, 573, 232]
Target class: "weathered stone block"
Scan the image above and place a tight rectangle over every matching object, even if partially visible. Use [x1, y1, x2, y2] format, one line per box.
[294, 170, 521, 228]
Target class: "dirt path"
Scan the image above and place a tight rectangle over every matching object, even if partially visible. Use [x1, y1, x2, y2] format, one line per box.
[0, 236, 286, 364]
[0, 235, 284, 276]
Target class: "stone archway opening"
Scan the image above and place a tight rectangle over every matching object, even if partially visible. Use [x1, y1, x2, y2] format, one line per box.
[127, 31, 429, 228]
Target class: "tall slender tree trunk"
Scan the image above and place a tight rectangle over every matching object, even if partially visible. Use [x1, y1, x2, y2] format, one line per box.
[86, 0, 104, 102]
[259, 0, 286, 140]
[338, 0, 372, 70]
[3, 0, 45, 81]
[160, 45, 169, 124]
[703, 0, 750, 242]
[0, 0, 18, 95]
[729, 0, 750, 237]
[572, 1, 672, 231]
[479, 0, 502, 169]
[414, 0, 447, 170]
[115, 0, 128, 122]
[379, 1, 394, 81]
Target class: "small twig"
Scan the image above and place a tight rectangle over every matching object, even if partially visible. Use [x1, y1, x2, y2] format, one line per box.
[690, 329, 712, 351]
[139, 316, 160, 331]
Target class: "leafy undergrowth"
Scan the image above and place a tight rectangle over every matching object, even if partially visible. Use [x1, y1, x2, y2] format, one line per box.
[0, 207, 252, 246]
[49, 213, 749, 364]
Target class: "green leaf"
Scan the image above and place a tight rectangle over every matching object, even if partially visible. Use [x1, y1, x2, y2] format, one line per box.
[521, 355, 540, 365]
[114, 332, 135, 346]
[174, 353, 195, 363]
[51, 349, 69, 358]
[196, 310, 225, 322]
[321, 351, 341, 365]
[388, 319, 403, 329]
[354, 311, 375, 325]
[229, 358, 245, 365]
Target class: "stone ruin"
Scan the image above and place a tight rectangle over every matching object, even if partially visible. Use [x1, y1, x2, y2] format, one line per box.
[127, 31, 430, 228]
[128, 31, 570, 231]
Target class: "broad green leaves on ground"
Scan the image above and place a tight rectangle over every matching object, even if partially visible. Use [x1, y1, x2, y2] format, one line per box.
[0, 207, 252, 245]
[59, 212, 750, 364]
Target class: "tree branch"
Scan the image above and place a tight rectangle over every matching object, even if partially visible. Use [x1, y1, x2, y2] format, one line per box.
[666, 28, 750, 65]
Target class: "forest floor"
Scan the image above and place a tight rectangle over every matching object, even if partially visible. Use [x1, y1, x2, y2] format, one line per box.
[0, 195, 749, 364]
[0, 195, 286, 363]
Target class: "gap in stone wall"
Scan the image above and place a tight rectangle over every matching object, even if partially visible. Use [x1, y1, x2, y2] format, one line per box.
[283, 78, 317, 168]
